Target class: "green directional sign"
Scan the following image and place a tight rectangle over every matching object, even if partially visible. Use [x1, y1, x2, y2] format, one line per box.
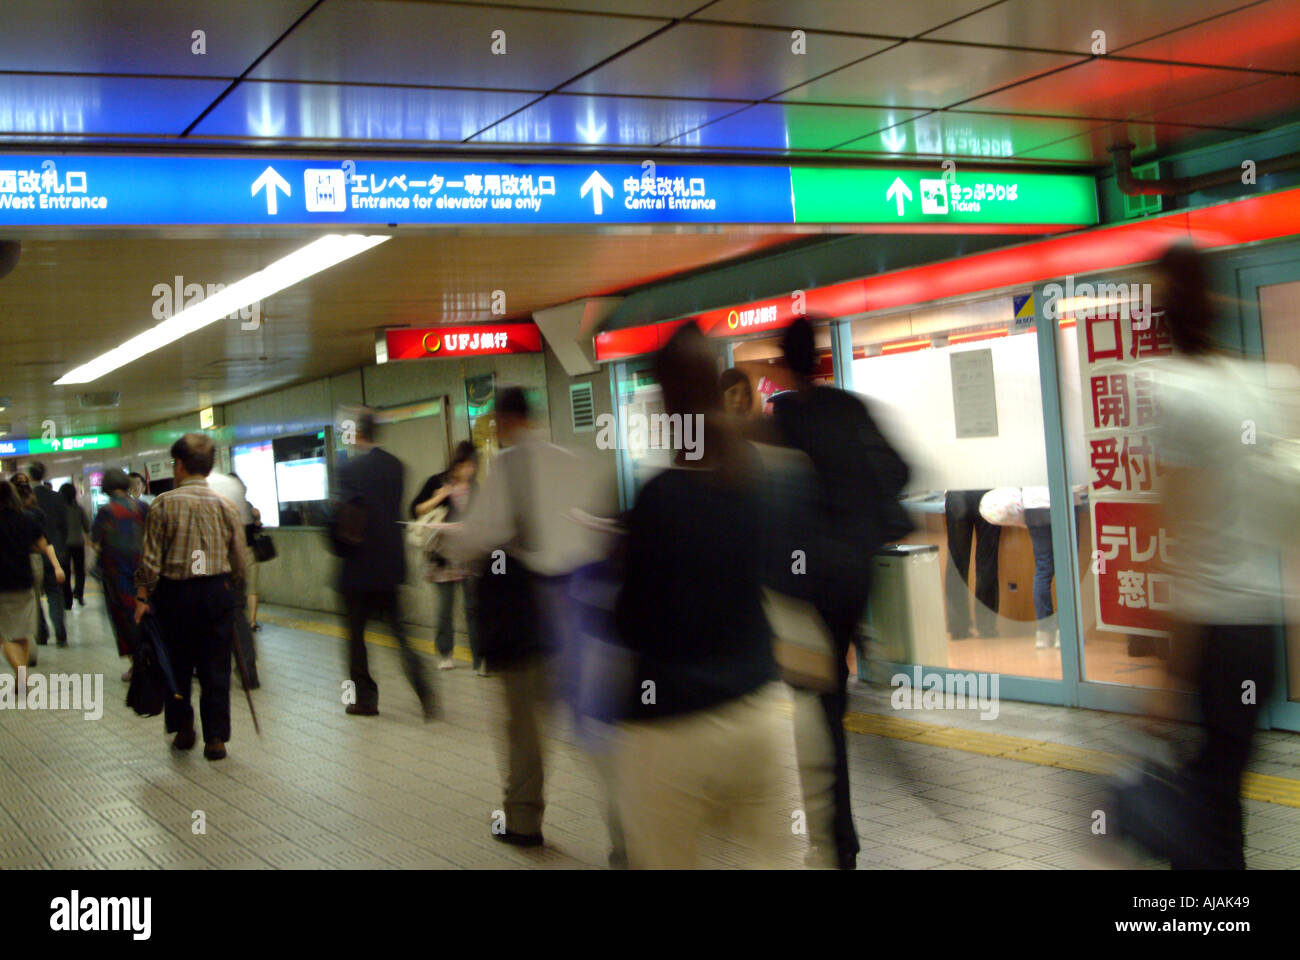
[26, 433, 121, 455]
[790, 167, 1097, 226]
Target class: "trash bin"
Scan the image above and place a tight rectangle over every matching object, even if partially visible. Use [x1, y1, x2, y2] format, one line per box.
[861, 543, 946, 675]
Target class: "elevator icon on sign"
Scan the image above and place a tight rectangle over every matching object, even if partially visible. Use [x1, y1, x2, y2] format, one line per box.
[919, 178, 949, 215]
[304, 169, 346, 212]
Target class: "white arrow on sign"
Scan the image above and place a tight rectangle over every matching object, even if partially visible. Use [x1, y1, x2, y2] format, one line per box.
[581, 170, 614, 215]
[251, 166, 291, 215]
[885, 176, 912, 217]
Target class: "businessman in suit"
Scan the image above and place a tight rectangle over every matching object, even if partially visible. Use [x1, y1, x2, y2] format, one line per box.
[333, 409, 435, 720]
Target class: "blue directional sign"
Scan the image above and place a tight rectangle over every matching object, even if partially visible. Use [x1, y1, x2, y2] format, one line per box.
[0, 155, 795, 226]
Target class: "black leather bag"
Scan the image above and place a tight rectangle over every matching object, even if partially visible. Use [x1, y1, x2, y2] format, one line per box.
[126, 613, 180, 718]
[251, 533, 277, 563]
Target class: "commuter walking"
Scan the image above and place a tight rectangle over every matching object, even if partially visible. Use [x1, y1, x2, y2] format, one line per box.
[769, 317, 910, 870]
[411, 441, 481, 672]
[0, 478, 64, 677]
[132, 434, 248, 761]
[330, 409, 435, 720]
[59, 483, 90, 608]
[129, 472, 154, 507]
[91, 469, 148, 682]
[614, 323, 786, 869]
[25, 462, 68, 646]
[247, 506, 263, 632]
[10, 474, 46, 667]
[208, 470, 260, 689]
[439, 387, 609, 850]
[1133, 242, 1300, 868]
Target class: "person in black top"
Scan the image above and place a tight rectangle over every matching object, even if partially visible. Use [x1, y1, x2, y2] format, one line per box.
[26, 462, 68, 646]
[0, 477, 65, 676]
[613, 322, 785, 869]
[411, 441, 481, 672]
[768, 317, 908, 871]
[59, 483, 91, 608]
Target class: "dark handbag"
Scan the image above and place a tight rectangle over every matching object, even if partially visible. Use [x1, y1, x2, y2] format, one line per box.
[329, 496, 366, 557]
[251, 533, 277, 563]
[474, 447, 541, 669]
[126, 613, 182, 718]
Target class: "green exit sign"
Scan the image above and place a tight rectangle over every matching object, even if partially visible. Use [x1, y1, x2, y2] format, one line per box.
[790, 167, 1097, 226]
[27, 433, 121, 454]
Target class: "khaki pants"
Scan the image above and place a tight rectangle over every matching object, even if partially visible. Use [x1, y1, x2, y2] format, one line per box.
[792, 687, 838, 867]
[615, 683, 788, 869]
[497, 657, 550, 835]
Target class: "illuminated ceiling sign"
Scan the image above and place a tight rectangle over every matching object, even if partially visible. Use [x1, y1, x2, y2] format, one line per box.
[384, 323, 543, 361]
[0, 154, 1097, 229]
[0, 433, 121, 457]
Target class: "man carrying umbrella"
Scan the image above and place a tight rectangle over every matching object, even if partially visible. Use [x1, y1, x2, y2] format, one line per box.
[133, 433, 249, 761]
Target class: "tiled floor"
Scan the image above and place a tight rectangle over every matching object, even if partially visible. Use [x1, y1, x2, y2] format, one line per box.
[2, 591, 1298, 870]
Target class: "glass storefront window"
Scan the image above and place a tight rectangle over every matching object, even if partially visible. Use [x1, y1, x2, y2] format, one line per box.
[850, 295, 1069, 681]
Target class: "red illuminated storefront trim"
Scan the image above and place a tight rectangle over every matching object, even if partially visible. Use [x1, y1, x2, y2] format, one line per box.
[592, 186, 1300, 363]
[386, 323, 542, 359]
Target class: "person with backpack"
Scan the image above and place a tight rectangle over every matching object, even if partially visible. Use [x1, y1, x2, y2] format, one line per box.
[768, 317, 911, 871]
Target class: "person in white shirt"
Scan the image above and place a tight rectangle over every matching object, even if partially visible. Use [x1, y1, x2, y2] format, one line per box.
[208, 470, 260, 689]
[1146, 241, 1300, 869]
[439, 387, 616, 853]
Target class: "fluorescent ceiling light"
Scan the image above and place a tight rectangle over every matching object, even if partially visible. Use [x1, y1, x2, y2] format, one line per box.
[55, 234, 390, 385]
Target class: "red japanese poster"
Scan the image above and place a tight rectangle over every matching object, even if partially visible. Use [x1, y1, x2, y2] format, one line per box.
[1072, 294, 1172, 636]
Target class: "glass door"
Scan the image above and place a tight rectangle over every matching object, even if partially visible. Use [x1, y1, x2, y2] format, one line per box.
[1239, 254, 1300, 731]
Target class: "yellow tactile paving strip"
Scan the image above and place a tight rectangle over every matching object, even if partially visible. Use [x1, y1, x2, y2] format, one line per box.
[260, 612, 1300, 809]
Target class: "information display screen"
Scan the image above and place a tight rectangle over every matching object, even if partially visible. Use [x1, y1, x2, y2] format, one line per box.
[275, 457, 327, 503]
[231, 440, 280, 528]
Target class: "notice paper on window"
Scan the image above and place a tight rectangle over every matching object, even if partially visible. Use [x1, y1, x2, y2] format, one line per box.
[950, 348, 999, 438]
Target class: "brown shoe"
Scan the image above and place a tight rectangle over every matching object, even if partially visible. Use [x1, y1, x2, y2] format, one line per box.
[204, 740, 227, 761]
[345, 703, 378, 716]
[172, 728, 196, 751]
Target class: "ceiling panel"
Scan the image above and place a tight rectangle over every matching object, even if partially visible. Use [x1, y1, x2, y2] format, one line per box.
[1116, 0, 1300, 71]
[193, 81, 534, 143]
[663, 103, 926, 151]
[250, 0, 667, 89]
[696, 0, 994, 38]
[442, 0, 704, 14]
[469, 94, 742, 147]
[777, 41, 1084, 108]
[0, 75, 231, 136]
[961, 58, 1275, 119]
[0, 233, 802, 436]
[0, 0, 316, 76]
[1132, 75, 1300, 130]
[562, 22, 890, 100]
[1017, 119, 1240, 164]
[833, 110, 1110, 159]
[925, 0, 1258, 52]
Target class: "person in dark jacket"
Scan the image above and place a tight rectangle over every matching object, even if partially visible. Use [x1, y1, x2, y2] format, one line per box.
[25, 462, 68, 646]
[91, 468, 148, 681]
[59, 483, 91, 608]
[613, 322, 786, 869]
[411, 441, 481, 672]
[769, 317, 906, 871]
[0, 477, 64, 676]
[333, 408, 435, 720]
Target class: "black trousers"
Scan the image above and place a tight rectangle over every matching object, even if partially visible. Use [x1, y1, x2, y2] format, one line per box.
[342, 589, 431, 711]
[813, 595, 869, 868]
[944, 490, 1001, 637]
[153, 575, 236, 743]
[61, 547, 86, 606]
[1173, 622, 1276, 870]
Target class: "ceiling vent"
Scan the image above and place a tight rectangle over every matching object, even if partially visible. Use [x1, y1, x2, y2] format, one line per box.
[569, 382, 596, 433]
[78, 391, 120, 409]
